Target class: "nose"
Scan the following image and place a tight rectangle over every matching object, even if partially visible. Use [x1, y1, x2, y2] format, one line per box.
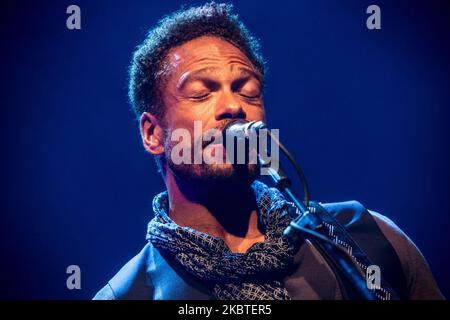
[215, 91, 247, 121]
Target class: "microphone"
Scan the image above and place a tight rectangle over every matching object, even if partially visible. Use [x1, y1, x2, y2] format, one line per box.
[221, 120, 267, 165]
[222, 119, 292, 190]
[222, 120, 267, 141]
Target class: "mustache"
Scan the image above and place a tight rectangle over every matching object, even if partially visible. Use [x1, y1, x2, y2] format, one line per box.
[200, 119, 244, 149]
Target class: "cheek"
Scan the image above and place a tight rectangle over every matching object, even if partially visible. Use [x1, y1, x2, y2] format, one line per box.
[165, 93, 265, 126]
[245, 104, 266, 122]
[176, 99, 217, 123]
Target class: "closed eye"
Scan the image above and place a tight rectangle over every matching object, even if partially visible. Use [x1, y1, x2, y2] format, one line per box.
[239, 92, 261, 99]
[232, 76, 262, 101]
[190, 92, 210, 101]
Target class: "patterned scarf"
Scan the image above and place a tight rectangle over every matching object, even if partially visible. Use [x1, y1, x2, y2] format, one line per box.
[146, 180, 299, 300]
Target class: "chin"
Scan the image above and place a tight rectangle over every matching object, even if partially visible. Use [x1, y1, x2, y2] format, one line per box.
[169, 162, 260, 187]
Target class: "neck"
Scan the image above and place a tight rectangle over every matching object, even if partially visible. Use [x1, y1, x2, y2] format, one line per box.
[164, 170, 265, 253]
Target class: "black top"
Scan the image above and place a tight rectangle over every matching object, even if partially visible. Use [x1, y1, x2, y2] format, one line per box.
[94, 200, 444, 300]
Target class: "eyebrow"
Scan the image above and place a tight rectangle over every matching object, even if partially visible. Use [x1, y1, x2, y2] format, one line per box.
[176, 67, 263, 92]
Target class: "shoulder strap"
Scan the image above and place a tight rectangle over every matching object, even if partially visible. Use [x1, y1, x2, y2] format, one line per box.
[303, 201, 402, 300]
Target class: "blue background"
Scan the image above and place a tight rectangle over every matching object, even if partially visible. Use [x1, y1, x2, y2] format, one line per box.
[1, 0, 449, 299]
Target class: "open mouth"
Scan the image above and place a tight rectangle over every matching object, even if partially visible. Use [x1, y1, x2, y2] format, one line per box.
[201, 120, 248, 149]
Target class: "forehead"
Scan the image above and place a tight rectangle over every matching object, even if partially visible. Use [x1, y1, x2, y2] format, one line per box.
[163, 36, 258, 78]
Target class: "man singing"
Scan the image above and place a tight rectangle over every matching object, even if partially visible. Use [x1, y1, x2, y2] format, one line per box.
[94, 2, 443, 300]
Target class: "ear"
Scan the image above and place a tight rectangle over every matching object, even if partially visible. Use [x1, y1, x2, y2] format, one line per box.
[140, 112, 165, 155]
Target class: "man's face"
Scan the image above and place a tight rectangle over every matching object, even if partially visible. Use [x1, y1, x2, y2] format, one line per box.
[158, 36, 265, 185]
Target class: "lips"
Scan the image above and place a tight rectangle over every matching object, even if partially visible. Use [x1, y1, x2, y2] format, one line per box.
[201, 119, 247, 149]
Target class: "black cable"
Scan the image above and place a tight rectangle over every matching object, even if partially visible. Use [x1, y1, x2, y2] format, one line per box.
[263, 126, 377, 300]
[287, 220, 377, 300]
[288, 221, 360, 264]
[267, 130, 310, 207]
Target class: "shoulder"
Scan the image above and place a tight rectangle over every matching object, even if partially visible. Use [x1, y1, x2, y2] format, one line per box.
[319, 200, 443, 299]
[318, 200, 412, 268]
[367, 209, 444, 299]
[320, 200, 371, 226]
[320, 200, 409, 241]
[93, 243, 155, 300]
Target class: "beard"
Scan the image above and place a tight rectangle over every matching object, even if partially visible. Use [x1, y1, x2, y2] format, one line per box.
[167, 157, 260, 187]
[162, 122, 260, 189]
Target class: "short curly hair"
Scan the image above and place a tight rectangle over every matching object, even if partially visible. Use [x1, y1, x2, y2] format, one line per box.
[128, 2, 265, 119]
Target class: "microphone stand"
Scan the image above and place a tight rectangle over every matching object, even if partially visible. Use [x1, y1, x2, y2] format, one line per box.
[260, 130, 378, 300]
